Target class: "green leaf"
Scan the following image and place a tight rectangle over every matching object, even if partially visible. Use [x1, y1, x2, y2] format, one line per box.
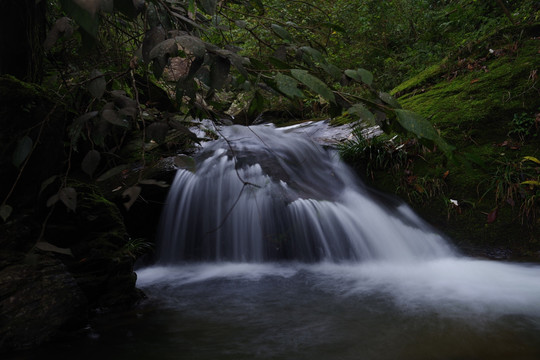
[59, 0, 99, 38]
[88, 69, 106, 98]
[344, 69, 361, 82]
[271, 24, 292, 42]
[345, 69, 373, 86]
[300, 46, 324, 63]
[395, 109, 439, 141]
[248, 91, 265, 116]
[235, 20, 248, 29]
[347, 104, 376, 126]
[198, 0, 217, 15]
[81, 149, 101, 177]
[0, 204, 13, 222]
[395, 109, 454, 156]
[275, 73, 304, 99]
[379, 92, 401, 108]
[320, 63, 342, 80]
[521, 180, 540, 186]
[357, 69, 373, 86]
[290, 69, 335, 103]
[523, 156, 540, 165]
[12, 136, 33, 168]
[269, 57, 291, 69]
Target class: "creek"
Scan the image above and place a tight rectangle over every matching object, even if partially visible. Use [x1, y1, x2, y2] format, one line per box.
[28, 122, 540, 359]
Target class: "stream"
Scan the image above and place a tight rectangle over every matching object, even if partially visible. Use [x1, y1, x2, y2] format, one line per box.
[22, 122, 540, 359]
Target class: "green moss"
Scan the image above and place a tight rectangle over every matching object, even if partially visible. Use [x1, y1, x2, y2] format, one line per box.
[352, 29, 540, 255]
[390, 63, 445, 97]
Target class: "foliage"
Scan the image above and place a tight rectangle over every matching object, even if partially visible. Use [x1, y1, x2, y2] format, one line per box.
[508, 110, 540, 141]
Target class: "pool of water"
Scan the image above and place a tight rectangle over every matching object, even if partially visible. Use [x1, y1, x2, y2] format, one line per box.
[23, 259, 540, 360]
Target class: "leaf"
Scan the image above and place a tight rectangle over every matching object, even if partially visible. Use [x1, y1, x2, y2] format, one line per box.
[347, 104, 376, 126]
[210, 56, 231, 90]
[147, 122, 169, 143]
[46, 193, 60, 207]
[395, 109, 439, 141]
[12, 136, 33, 168]
[275, 73, 304, 99]
[114, 0, 141, 18]
[290, 69, 335, 103]
[174, 154, 196, 172]
[486, 208, 498, 224]
[235, 20, 247, 29]
[357, 69, 373, 86]
[59, 0, 99, 38]
[523, 156, 540, 165]
[320, 63, 342, 80]
[122, 186, 142, 210]
[81, 149, 101, 177]
[102, 108, 128, 127]
[69, 111, 99, 149]
[521, 180, 540, 187]
[35, 241, 73, 256]
[0, 204, 13, 222]
[139, 179, 169, 188]
[269, 57, 291, 69]
[379, 92, 401, 108]
[271, 24, 292, 42]
[176, 36, 207, 58]
[248, 91, 265, 116]
[300, 46, 323, 63]
[39, 175, 58, 195]
[59, 187, 77, 212]
[88, 69, 106, 98]
[198, 0, 217, 15]
[96, 164, 129, 182]
[44, 17, 73, 51]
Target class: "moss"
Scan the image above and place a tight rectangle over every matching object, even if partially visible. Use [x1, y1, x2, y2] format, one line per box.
[390, 63, 445, 97]
[353, 28, 540, 256]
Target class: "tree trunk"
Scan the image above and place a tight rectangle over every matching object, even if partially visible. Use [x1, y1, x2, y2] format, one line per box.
[0, 0, 46, 83]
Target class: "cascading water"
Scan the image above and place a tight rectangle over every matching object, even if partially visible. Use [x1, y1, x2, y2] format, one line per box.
[157, 123, 454, 263]
[33, 123, 540, 359]
[46, 122, 537, 360]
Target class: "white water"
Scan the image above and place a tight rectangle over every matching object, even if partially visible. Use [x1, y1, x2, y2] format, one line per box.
[132, 123, 540, 359]
[158, 124, 453, 262]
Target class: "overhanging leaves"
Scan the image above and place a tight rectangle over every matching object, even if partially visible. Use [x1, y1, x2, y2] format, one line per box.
[348, 104, 376, 126]
[12, 136, 33, 168]
[271, 24, 292, 42]
[290, 69, 335, 103]
[395, 109, 454, 156]
[275, 73, 304, 99]
[81, 150, 101, 177]
[88, 69, 106, 98]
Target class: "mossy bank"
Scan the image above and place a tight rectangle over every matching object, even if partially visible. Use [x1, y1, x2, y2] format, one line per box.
[345, 24, 540, 258]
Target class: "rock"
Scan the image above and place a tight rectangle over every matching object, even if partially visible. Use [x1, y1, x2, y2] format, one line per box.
[0, 254, 87, 353]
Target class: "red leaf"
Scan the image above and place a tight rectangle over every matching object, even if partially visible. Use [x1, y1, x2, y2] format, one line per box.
[487, 208, 498, 223]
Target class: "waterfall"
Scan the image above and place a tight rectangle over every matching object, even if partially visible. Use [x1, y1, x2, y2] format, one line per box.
[157, 123, 454, 263]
